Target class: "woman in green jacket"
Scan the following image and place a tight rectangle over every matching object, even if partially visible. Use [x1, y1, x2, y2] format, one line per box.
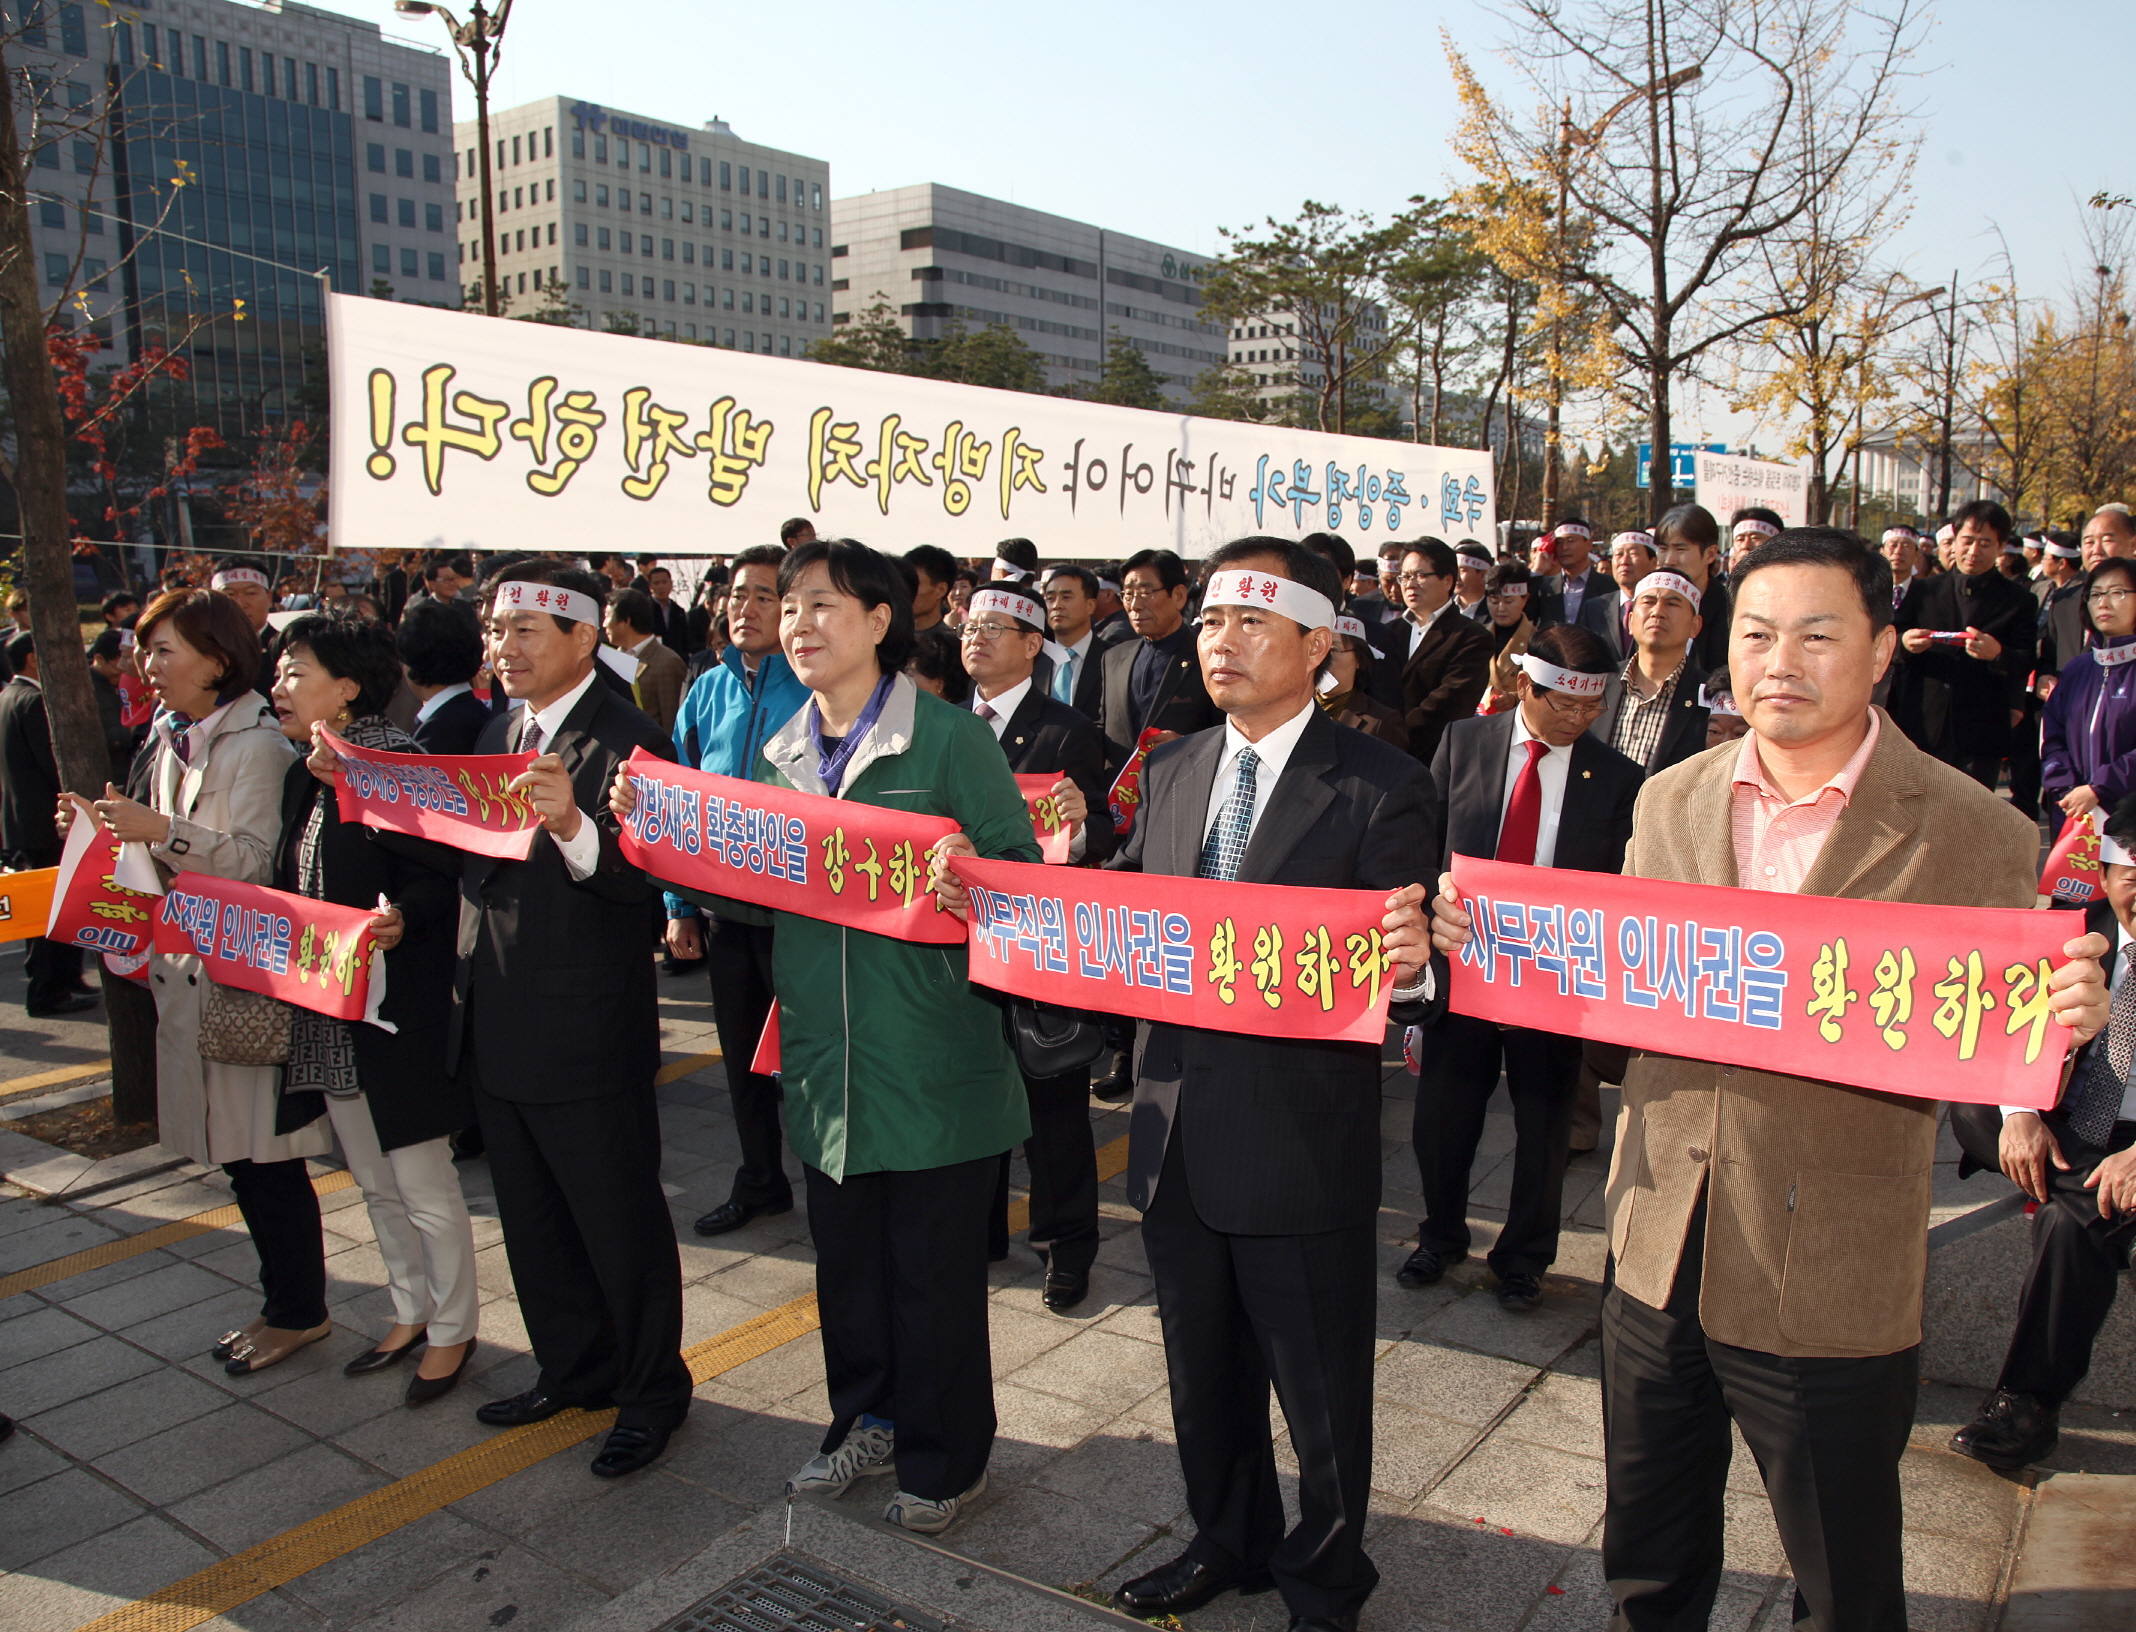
[617, 538, 1037, 1535]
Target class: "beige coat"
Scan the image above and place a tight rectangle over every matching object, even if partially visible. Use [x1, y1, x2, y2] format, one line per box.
[631, 637, 687, 735]
[1606, 711, 2039, 1357]
[144, 696, 328, 1167]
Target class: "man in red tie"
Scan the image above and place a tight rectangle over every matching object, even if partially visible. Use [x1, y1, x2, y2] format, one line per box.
[1398, 625, 1644, 1310]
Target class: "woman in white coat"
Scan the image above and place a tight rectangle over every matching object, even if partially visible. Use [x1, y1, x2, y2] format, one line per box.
[73, 589, 333, 1374]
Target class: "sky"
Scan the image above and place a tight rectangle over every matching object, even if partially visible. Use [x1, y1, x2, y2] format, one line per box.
[344, 0, 2127, 448]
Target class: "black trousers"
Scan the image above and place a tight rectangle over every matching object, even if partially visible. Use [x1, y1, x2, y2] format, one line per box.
[987, 1066, 1099, 1274]
[225, 1157, 327, 1330]
[472, 1073, 692, 1430]
[1141, 1128, 1378, 1621]
[806, 1154, 999, 1501]
[23, 936, 84, 1011]
[1601, 1197, 1916, 1632]
[1414, 1013, 1581, 1276]
[2007, 698, 2042, 818]
[704, 915, 789, 1207]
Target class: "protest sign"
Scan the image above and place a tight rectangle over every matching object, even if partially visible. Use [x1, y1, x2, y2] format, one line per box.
[153, 872, 383, 1025]
[322, 729, 541, 860]
[1108, 729, 1161, 837]
[1692, 451, 1808, 529]
[0, 868, 57, 946]
[327, 294, 1494, 560]
[616, 752, 968, 944]
[949, 855, 1399, 1044]
[1015, 775, 1076, 866]
[46, 821, 159, 963]
[1448, 855, 2074, 1110]
[2040, 815, 2102, 906]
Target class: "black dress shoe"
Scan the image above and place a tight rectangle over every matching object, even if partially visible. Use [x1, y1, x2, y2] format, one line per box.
[1396, 1244, 1464, 1288]
[1288, 1616, 1359, 1632]
[1112, 1555, 1275, 1619]
[692, 1196, 792, 1236]
[1496, 1272, 1542, 1312]
[26, 993, 98, 1018]
[0, 1412, 14, 1444]
[591, 1423, 671, 1477]
[476, 1388, 609, 1428]
[1950, 1389, 2059, 1472]
[405, 1340, 475, 1407]
[344, 1329, 426, 1377]
[449, 1125, 485, 1162]
[1042, 1266, 1089, 1313]
[1090, 1050, 1133, 1103]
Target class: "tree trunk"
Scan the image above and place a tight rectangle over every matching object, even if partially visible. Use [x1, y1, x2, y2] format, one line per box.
[0, 53, 112, 799]
[102, 963, 159, 1125]
[1648, 353, 1673, 527]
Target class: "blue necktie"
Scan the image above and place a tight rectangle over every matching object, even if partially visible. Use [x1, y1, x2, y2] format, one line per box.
[1052, 652, 1076, 703]
[1197, 748, 1260, 881]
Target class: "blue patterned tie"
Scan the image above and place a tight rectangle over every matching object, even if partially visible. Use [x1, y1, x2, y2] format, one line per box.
[1052, 652, 1076, 703]
[2065, 946, 2135, 1149]
[1197, 748, 1260, 881]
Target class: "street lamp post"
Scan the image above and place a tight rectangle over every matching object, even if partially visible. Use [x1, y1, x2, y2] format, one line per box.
[395, 0, 512, 318]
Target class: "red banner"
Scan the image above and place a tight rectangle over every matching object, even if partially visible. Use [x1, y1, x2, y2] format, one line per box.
[2041, 816, 2102, 907]
[46, 822, 159, 963]
[1015, 775, 1075, 866]
[323, 729, 540, 860]
[617, 752, 967, 944]
[1107, 729, 1162, 837]
[152, 872, 381, 1023]
[949, 855, 1399, 1044]
[1448, 855, 2076, 1110]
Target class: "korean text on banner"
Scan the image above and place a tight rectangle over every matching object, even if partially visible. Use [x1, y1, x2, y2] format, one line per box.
[1691, 450, 1808, 529]
[949, 854, 1399, 1045]
[46, 820, 158, 961]
[616, 752, 966, 945]
[0, 868, 58, 946]
[323, 729, 540, 860]
[327, 294, 1494, 562]
[2040, 815, 2101, 906]
[1108, 728, 1161, 837]
[1015, 775, 1075, 866]
[153, 872, 381, 1024]
[1448, 855, 2072, 1110]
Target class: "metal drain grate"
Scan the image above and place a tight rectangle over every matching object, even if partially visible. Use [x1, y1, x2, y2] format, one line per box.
[658, 1551, 952, 1632]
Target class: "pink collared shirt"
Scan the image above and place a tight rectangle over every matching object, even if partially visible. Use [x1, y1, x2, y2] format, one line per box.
[1729, 711, 1881, 893]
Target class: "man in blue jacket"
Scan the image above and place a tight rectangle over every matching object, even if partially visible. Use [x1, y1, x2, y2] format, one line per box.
[665, 544, 812, 1236]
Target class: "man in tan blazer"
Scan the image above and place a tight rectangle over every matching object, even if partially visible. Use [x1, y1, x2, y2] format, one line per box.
[1432, 529, 2110, 1632]
[604, 588, 686, 734]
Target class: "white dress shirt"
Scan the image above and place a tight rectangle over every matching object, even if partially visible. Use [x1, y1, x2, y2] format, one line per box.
[1200, 699, 1316, 848]
[1404, 599, 1453, 658]
[973, 676, 1032, 740]
[519, 668, 603, 879]
[413, 682, 471, 726]
[1501, 710, 1574, 868]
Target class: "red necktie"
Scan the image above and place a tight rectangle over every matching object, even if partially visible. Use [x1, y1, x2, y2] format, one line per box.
[1499, 739, 1549, 865]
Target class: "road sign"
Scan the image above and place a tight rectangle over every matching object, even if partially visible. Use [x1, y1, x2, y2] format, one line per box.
[1636, 442, 1727, 490]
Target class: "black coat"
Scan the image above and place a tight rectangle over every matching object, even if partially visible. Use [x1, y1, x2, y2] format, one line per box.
[1891, 569, 2038, 761]
[1394, 607, 1495, 764]
[448, 678, 674, 1100]
[0, 676, 60, 863]
[271, 759, 471, 1150]
[411, 689, 492, 756]
[2038, 582, 2086, 682]
[1109, 705, 1440, 1235]
[992, 681, 1115, 866]
[1095, 629, 1218, 762]
[1432, 709, 1641, 876]
[1531, 567, 1609, 630]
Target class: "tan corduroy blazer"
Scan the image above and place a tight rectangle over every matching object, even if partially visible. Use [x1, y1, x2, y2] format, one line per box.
[1606, 708, 2040, 1358]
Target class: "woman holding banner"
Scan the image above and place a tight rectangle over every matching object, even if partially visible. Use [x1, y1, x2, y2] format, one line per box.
[274, 613, 480, 1404]
[2042, 556, 2136, 837]
[65, 590, 331, 1375]
[613, 538, 1038, 1536]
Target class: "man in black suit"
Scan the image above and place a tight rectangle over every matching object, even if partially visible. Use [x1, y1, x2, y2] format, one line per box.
[450, 562, 688, 1479]
[1402, 624, 1641, 1310]
[211, 557, 280, 701]
[1577, 529, 1657, 663]
[397, 598, 491, 755]
[1389, 539, 1494, 763]
[1531, 519, 1608, 630]
[962, 583, 1115, 1314]
[1591, 570, 1710, 777]
[643, 566, 696, 659]
[1096, 539, 1438, 1631]
[1095, 548, 1219, 762]
[1039, 564, 1108, 725]
[1947, 797, 2136, 1471]
[1891, 499, 2037, 788]
[0, 635, 92, 1016]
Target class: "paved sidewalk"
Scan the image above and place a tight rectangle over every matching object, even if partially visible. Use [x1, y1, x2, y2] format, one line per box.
[0, 964, 2128, 1631]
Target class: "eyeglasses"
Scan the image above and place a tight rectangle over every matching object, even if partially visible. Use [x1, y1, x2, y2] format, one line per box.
[1396, 571, 1447, 588]
[1117, 586, 1167, 603]
[1540, 690, 1608, 720]
[958, 621, 1024, 643]
[2089, 589, 2135, 606]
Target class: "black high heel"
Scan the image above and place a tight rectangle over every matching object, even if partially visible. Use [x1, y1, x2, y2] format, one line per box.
[404, 1340, 475, 1407]
[343, 1328, 427, 1378]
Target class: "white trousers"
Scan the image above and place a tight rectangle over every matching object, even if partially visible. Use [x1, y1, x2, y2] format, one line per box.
[325, 1096, 481, 1346]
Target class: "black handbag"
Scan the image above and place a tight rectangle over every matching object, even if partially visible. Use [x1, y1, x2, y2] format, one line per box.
[1003, 999, 1108, 1079]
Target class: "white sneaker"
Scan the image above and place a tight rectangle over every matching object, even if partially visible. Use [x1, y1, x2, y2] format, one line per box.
[785, 1423, 894, 1497]
[883, 1472, 987, 1534]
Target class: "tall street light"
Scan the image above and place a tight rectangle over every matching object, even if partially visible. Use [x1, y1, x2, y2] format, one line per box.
[395, 0, 513, 318]
[1540, 65, 1701, 529]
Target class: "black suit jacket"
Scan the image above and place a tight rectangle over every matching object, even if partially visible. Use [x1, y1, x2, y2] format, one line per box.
[448, 679, 673, 1100]
[1395, 608, 1495, 764]
[1532, 567, 1609, 630]
[1891, 569, 2038, 760]
[412, 689, 493, 756]
[1096, 632, 1218, 760]
[0, 677, 60, 863]
[993, 682, 1115, 865]
[2039, 583, 2086, 683]
[1432, 709, 1641, 877]
[1591, 657, 1711, 777]
[1110, 706, 1439, 1235]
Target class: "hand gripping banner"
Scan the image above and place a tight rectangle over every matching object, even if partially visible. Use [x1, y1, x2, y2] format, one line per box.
[153, 872, 385, 1025]
[46, 821, 159, 963]
[1015, 775, 1076, 866]
[949, 855, 1400, 1044]
[617, 752, 966, 944]
[323, 730, 541, 860]
[2040, 815, 2102, 907]
[1448, 855, 2076, 1110]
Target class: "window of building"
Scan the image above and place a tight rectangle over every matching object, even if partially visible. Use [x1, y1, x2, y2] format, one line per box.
[84, 205, 100, 237]
[662, 239, 673, 261]
[813, 302, 824, 323]
[395, 148, 413, 178]
[577, 266, 590, 289]
[659, 149, 671, 178]
[425, 202, 443, 232]
[719, 161, 731, 191]
[572, 129, 585, 159]
[21, 3, 45, 47]
[546, 179, 555, 202]
[463, 148, 474, 179]
[237, 45, 252, 92]
[723, 288, 734, 309]
[830, 278, 848, 293]
[719, 209, 732, 232]
[639, 192, 651, 214]
[593, 134, 608, 164]
[686, 323, 697, 339]
[495, 138, 505, 170]
[622, 272, 636, 297]
[307, 62, 320, 105]
[596, 184, 609, 208]
[777, 221, 788, 243]
[660, 197, 672, 219]
[739, 213, 750, 237]
[514, 230, 523, 252]
[743, 329, 754, 350]
[778, 335, 791, 356]
[812, 227, 823, 248]
[574, 179, 588, 203]
[215, 40, 231, 86]
[741, 252, 753, 276]
[511, 134, 521, 166]
[663, 279, 675, 301]
[38, 199, 63, 228]
[599, 268, 612, 292]
[369, 193, 387, 223]
[683, 284, 695, 305]
[512, 187, 522, 209]
[364, 75, 382, 120]
[774, 176, 786, 204]
[516, 272, 525, 293]
[758, 217, 769, 239]
[778, 259, 788, 280]
[639, 146, 651, 172]
[401, 247, 418, 278]
[58, 3, 86, 55]
[597, 227, 611, 251]
[741, 291, 753, 315]
[392, 82, 411, 128]
[372, 243, 390, 274]
[327, 66, 340, 110]
[682, 243, 694, 265]
[700, 158, 712, 185]
[421, 153, 440, 184]
[44, 252, 66, 286]
[547, 223, 557, 245]
[32, 142, 56, 171]
[575, 223, 589, 246]
[640, 234, 653, 256]
[722, 248, 734, 272]
[544, 127, 553, 158]
[723, 328, 734, 346]
[812, 264, 824, 286]
[71, 139, 92, 173]
[812, 183, 823, 212]
[778, 297, 789, 319]
[395, 198, 414, 228]
[420, 88, 439, 133]
[428, 251, 447, 281]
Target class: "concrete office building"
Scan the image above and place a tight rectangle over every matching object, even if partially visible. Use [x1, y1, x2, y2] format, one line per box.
[828, 184, 1229, 401]
[19, 0, 451, 436]
[455, 97, 831, 352]
[1227, 302, 1395, 416]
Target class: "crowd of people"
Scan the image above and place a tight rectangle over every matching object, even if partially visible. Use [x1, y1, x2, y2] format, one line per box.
[0, 499, 2129, 1632]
